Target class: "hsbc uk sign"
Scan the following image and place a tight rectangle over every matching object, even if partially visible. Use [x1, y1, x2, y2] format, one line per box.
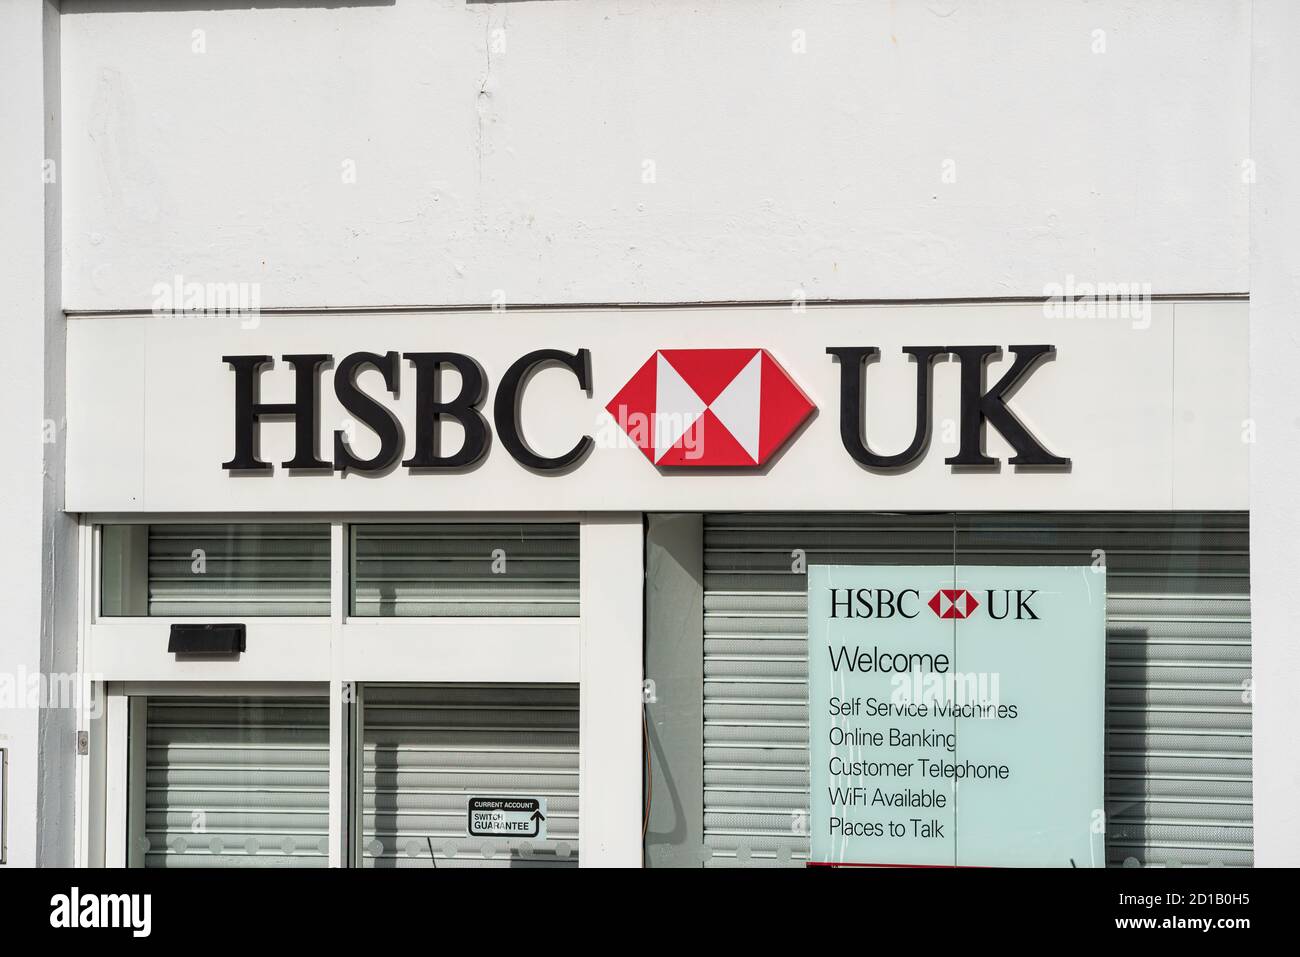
[828, 587, 1040, 621]
[220, 344, 1068, 474]
[808, 565, 1106, 868]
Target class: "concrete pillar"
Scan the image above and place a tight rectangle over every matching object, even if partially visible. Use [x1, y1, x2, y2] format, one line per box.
[578, 514, 644, 865]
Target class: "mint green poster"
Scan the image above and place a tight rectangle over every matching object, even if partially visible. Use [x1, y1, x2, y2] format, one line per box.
[807, 565, 1106, 867]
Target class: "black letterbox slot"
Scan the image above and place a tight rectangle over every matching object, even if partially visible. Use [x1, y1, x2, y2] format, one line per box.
[168, 623, 247, 656]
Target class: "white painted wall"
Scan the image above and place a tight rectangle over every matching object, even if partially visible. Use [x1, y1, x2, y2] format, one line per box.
[0, 0, 77, 869]
[1249, 0, 1300, 867]
[0, 0, 48, 870]
[59, 0, 1250, 310]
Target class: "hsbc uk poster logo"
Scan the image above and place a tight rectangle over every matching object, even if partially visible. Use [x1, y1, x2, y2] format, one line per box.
[928, 589, 980, 619]
[604, 348, 815, 466]
[829, 585, 1040, 621]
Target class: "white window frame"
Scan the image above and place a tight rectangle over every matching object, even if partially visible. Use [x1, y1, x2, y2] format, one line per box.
[79, 512, 643, 868]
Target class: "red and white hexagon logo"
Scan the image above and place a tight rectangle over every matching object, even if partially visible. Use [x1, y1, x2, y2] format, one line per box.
[605, 349, 815, 467]
[928, 589, 981, 619]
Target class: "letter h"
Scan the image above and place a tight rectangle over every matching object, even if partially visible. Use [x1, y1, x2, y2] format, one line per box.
[222, 354, 331, 471]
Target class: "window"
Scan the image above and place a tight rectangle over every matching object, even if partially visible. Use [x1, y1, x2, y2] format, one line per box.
[127, 695, 330, 868]
[99, 519, 590, 868]
[645, 511, 1252, 868]
[350, 523, 579, 617]
[359, 683, 579, 868]
[101, 523, 330, 617]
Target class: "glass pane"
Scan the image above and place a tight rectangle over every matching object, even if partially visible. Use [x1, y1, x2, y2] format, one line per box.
[350, 523, 579, 617]
[360, 683, 579, 868]
[647, 511, 1251, 868]
[128, 695, 330, 868]
[101, 523, 330, 617]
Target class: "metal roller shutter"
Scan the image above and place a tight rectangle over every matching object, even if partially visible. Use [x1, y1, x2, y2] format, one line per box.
[361, 683, 580, 868]
[702, 512, 1251, 868]
[351, 524, 580, 617]
[147, 523, 330, 616]
[137, 696, 330, 868]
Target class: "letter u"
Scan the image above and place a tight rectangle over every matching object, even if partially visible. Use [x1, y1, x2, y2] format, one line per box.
[827, 346, 948, 468]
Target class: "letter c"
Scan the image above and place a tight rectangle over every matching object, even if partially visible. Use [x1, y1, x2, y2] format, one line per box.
[493, 348, 594, 471]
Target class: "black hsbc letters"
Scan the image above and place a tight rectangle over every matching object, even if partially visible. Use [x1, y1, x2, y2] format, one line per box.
[332, 351, 403, 472]
[827, 344, 1069, 470]
[222, 349, 592, 474]
[221, 354, 331, 471]
[401, 352, 489, 469]
[493, 349, 594, 471]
